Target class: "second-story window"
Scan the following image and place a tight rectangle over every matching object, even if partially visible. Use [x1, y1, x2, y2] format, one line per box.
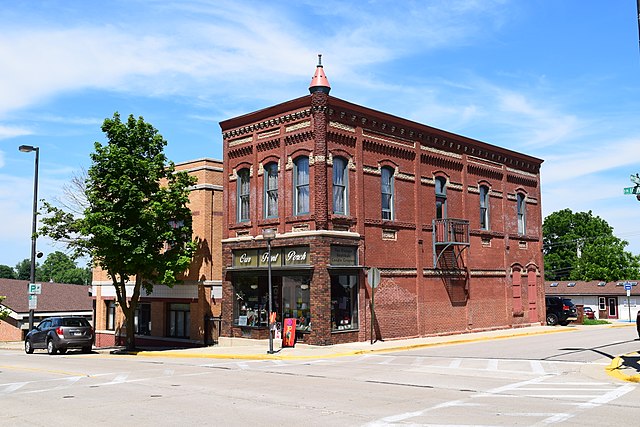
[517, 192, 526, 234]
[237, 168, 250, 222]
[294, 156, 309, 215]
[479, 185, 489, 230]
[264, 162, 278, 218]
[381, 166, 394, 220]
[435, 176, 447, 219]
[332, 157, 348, 215]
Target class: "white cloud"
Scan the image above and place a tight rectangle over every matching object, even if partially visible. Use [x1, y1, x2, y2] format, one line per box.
[0, 125, 33, 140]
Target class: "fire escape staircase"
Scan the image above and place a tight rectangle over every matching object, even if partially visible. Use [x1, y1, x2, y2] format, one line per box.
[432, 218, 470, 304]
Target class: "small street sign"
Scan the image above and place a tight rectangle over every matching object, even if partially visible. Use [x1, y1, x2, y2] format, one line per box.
[623, 187, 636, 195]
[631, 174, 640, 185]
[624, 282, 632, 291]
[28, 283, 42, 295]
[28, 294, 37, 310]
[367, 267, 381, 288]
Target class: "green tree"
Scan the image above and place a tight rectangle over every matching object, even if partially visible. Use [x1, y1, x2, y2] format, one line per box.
[40, 113, 196, 350]
[543, 209, 640, 281]
[0, 265, 16, 279]
[14, 259, 41, 281]
[0, 296, 9, 321]
[40, 251, 82, 284]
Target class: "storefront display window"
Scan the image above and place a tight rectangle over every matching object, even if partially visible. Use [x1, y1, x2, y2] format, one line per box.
[281, 276, 311, 332]
[234, 275, 278, 327]
[331, 274, 358, 331]
[168, 303, 190, 338]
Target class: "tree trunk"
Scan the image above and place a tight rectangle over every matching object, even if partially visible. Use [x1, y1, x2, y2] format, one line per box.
[125, 306, 136, 351]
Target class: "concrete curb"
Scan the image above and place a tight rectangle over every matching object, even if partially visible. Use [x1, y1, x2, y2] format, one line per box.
[605, 353, 640, 383]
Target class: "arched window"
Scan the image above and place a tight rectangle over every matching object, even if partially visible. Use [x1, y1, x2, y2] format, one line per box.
[517, 193, 526, 234]
[435, 176, 447, 219]
[332, 157, 348, 215]
[264, 162, 278, 218]
[293, 156, 309, 215]
[237, 168, 250, 222]
[479, 185, 490, 230]
[381, 166, 394, 220]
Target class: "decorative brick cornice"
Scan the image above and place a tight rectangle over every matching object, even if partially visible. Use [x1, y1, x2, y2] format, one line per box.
[222, 108, 311, 139]
[362, 129, 415, 149]
[285, 120, 311, 133]
[421, 145, 462, 159]
[329, 121, 355, 133]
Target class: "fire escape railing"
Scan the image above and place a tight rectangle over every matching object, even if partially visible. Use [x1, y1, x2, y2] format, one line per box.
[432, 218, 470, 269]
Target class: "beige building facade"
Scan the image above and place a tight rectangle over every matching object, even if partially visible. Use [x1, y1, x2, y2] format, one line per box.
[92, 158, 224, 348]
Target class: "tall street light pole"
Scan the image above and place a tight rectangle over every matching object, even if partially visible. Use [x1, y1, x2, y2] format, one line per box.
[19, 145, 39, 331]
[263, 228, 276, 354]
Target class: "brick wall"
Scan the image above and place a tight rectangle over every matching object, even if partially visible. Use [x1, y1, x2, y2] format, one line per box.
[220, 93, 545, 344]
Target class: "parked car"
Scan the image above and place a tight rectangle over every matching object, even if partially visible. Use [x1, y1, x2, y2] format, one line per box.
[545, 296, 578, 326]
[25, 316, 94, 355]
[582, 306, 595, 319]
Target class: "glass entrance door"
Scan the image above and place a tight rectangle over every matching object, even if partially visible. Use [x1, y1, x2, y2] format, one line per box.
[608, 297, 618, 318]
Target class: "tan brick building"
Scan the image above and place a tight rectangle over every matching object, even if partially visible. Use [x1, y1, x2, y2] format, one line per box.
[92, 158, 224, 347]
[219, 58, 545, 346]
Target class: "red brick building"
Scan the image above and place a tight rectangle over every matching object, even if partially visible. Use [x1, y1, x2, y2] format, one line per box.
[92, 158, 224, 348]
[219, 58, 545, 345]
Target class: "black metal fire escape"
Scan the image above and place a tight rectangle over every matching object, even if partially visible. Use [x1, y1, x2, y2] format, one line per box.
[432, 218, 470, 303]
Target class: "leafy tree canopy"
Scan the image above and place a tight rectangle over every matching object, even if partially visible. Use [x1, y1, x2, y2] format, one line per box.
[40, 113, 196, 350]
[0, 265, 16, 279]
[543, 209, 640, 281]
[0, 296, 9, 321]
[40, 251, 91, 285]
[14, 259, 41, 281]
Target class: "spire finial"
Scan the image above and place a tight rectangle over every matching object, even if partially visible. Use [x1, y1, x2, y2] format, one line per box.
[309, 55, 330, 94]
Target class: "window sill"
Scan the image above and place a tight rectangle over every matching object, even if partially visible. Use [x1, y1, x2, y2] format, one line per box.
[331, 328, 360, 334]
[229, 222, 252, 230]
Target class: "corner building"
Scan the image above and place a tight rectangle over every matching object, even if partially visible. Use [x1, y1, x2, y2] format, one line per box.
[220, 59, 545, 345]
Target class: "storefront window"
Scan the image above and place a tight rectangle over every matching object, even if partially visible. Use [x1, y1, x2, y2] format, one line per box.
[106, 301, 116, 331]
[168, 303, 190, 338]
[234, 276, 273, 327]
[331, 274, 358, 331]
[135, 303, 151, 335]
[281, 276, 311, 332]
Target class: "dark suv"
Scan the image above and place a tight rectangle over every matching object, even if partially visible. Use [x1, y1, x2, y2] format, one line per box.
[25, 316, 94, 355]
[545, 297, 578, 326]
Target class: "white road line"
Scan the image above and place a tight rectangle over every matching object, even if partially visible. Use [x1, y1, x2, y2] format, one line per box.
[486, 359, 499, 371]
[1, 382, 27, 394]
[518, 387, 615, 391]
[578, 384, 636, 408]
[378, 356, 395, 365]
[236, 362, 249, 369]
[448, 359, 462, 369]
[529, 360, 546, 375]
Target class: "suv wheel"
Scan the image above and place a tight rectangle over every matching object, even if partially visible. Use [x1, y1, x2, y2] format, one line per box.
[82, 346, 92, 354]
[546, 313, 559, 326]
[25, 339, 34, 354]
[46, 339, 57, 355]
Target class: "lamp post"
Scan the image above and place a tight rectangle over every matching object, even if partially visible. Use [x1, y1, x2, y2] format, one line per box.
[19, 145, 39, 332]
[263, 228, 276, 354]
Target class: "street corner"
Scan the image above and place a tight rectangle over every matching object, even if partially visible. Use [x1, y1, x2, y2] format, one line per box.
[606, 351, 640, 383]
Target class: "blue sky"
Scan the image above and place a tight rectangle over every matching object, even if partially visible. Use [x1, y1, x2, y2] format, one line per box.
[1, 0, 640, 268]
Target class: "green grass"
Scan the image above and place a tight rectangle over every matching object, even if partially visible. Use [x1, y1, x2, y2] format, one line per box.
[581, 319, 611, 325]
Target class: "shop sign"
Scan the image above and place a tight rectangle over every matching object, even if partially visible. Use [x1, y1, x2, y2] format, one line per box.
[284, 246, 309, 266]
[258, 248, 282, 268]
[233, 246, 309, 268]
[330, 246, 357, 266]
[233, 249, 258, 268]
